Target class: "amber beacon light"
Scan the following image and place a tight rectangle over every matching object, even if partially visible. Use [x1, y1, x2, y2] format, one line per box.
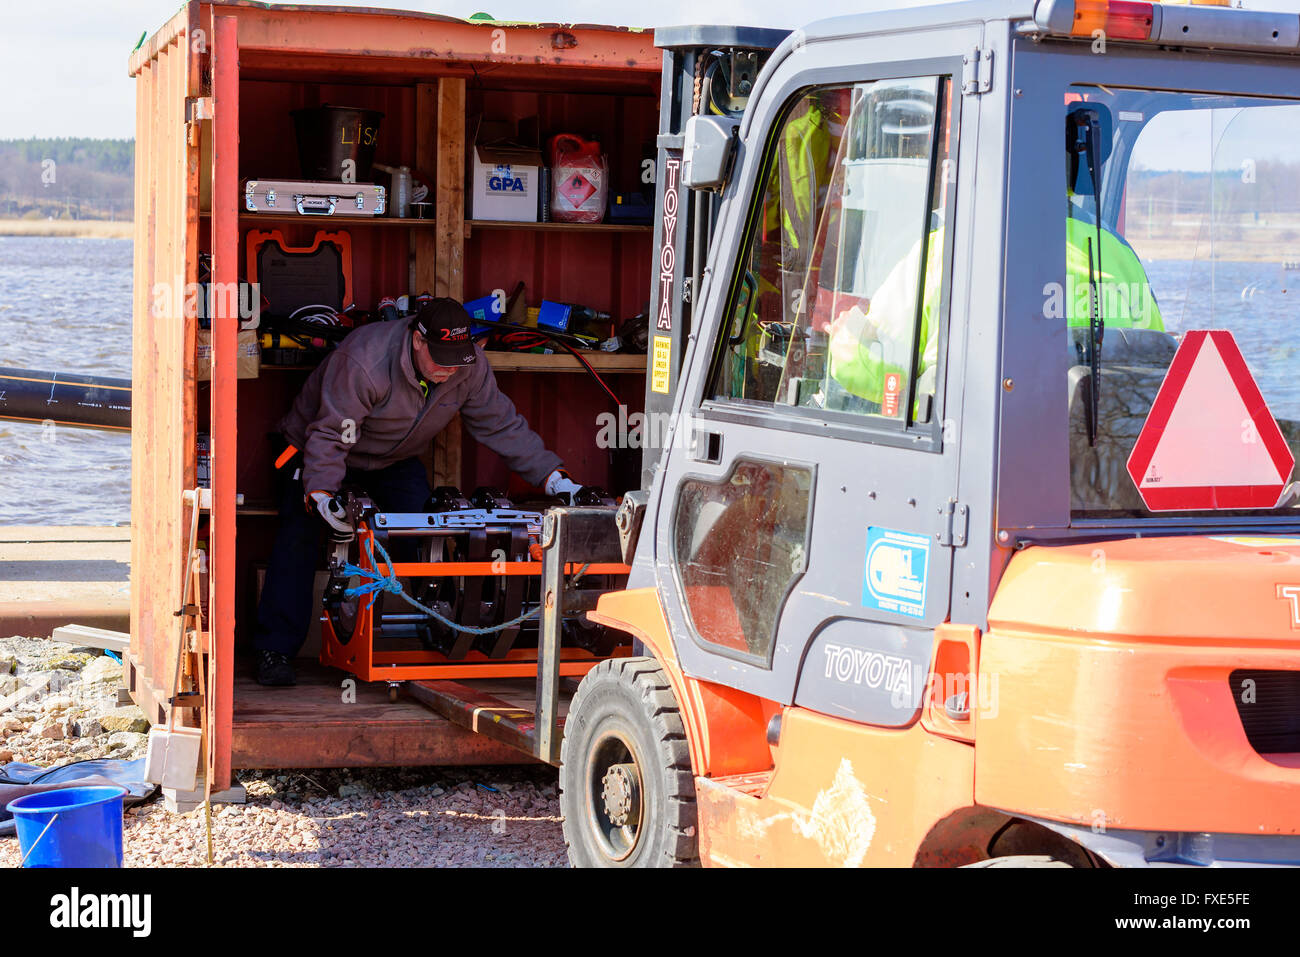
[1070, 0, 1156, 39]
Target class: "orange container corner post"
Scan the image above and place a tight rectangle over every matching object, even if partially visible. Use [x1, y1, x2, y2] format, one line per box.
[127, 1, 661, 786]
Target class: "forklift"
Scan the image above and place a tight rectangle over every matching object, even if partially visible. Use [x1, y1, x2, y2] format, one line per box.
[550, 0, 1300, 866]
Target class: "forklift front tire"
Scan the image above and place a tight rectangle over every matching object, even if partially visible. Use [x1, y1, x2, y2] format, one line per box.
[560, 657, 698, 867]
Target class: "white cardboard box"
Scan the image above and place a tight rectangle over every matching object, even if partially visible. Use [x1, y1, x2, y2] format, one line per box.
[470, 120, 543, 222]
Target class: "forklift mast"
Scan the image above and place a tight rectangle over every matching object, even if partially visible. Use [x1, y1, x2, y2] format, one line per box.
[641, 26, 789, 490]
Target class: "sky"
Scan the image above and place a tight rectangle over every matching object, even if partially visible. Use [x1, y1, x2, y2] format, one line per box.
[5, 0, 1300, 139]
[0, 0, 901, 139]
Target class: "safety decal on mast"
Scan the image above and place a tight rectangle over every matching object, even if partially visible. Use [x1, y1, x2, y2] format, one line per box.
[651, 153, 682, 396]
[1126, 330, 1295, 511]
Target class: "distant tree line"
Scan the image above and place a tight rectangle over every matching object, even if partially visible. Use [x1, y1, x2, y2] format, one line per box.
[1128, 162, 1300, 219]
[0, 138, 135, 220]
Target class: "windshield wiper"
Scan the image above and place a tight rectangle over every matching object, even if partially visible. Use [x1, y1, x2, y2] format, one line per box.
[1072, 109, 1107, 448]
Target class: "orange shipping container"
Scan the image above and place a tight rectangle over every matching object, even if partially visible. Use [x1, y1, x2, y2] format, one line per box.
[128, 1, 660, 792]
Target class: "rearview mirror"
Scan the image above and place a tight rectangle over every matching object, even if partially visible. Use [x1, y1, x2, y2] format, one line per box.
[682, 115, 740, 191]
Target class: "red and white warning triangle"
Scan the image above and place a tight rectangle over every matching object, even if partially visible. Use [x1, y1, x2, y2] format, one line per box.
[1126, 329, 1294, 511]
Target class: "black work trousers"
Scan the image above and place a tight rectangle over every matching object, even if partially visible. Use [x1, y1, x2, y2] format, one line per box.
[253, 455, 432, 657]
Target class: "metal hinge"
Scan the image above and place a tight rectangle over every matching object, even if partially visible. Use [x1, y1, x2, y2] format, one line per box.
[185, 96, 213, 148]
[936, 498, 969, 547]
[962, 47, 993, 95]
[186, 96, 214, 122]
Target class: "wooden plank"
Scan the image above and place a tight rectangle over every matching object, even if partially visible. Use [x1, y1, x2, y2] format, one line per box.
[467, 220, 652, 234]
[432, 77, 466, 490]
[434, 77, 465, 301]
[0, 674, 51, 717]
[50, 624, 130, 654]
[229, 213, 441, 228]
[231, 662, 532, 768]
[263, 353, 650, 374]
[486, 352, 648, 374]
[406, 678, 571, 759]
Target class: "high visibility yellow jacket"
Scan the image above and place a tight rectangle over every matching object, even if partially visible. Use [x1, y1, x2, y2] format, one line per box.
[766, 103, 831, 254]
[1064, 216, 1164, 331]
[828, 215, 1163, 407]
[828, 228, 940, 409]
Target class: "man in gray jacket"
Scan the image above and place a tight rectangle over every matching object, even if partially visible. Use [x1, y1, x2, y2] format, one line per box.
[254, 297, 581, 686]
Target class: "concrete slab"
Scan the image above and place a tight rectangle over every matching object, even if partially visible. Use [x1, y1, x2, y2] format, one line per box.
[164, 780, 248, 814]
[50, 624, 129, 654]
[0, 526, 131, 637]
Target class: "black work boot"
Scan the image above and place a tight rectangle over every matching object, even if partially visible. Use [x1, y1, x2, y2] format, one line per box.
[255, 649, 296, 687]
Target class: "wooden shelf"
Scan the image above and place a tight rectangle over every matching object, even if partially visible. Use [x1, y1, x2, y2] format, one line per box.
[199, 211, 437, 227]
[262, 352, 647, 374]
[198, 214, 651, 234]
[466, 219, 651, 236]
[242, 213, 436, 228]
[486, 352, 646, 373]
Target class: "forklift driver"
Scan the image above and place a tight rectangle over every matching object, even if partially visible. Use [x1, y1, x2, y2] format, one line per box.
[252, 297, 584, 687]
[825, 102, 1162, 414]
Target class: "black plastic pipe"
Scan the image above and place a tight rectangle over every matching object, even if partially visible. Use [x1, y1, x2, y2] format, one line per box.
[0, 367, 131, 432]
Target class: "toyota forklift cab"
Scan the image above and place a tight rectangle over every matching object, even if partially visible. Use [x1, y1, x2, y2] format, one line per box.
[560, 0, 1300, 866]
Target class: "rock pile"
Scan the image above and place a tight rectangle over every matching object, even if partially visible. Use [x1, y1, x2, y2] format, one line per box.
[0, 635, 149, 767]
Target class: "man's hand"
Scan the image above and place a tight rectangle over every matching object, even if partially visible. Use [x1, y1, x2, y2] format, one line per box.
[308, 490, 354, 538]
[544, 469, 582, 504]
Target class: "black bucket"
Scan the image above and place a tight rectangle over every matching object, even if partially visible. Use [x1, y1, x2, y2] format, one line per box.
[291, 105, 384, 182]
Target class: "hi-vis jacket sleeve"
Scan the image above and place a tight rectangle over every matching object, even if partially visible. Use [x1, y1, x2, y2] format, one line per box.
[301, 353, 380, 495]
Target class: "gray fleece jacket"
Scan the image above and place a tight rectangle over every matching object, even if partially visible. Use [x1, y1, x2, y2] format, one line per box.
[279, 320, 562, 494]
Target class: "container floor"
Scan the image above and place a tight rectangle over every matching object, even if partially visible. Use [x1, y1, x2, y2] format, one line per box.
[232, 658, 532, 770]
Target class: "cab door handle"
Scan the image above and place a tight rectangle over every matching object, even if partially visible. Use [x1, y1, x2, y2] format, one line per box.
[691, 429, 722, 463]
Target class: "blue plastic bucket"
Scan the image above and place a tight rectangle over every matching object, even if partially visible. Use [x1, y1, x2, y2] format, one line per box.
[6, 785, 128, 868]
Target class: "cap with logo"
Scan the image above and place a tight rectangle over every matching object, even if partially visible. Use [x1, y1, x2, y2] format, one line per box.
[414, 298, 478, 366]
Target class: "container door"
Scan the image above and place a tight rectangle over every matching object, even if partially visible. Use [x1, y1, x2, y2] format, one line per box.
[126, 3, 203, 740]
[651, 25, 979, 721]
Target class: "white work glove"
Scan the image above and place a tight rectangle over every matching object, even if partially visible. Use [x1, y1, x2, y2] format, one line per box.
[308, 490, 353, 537]
[544, 469, 582, 503]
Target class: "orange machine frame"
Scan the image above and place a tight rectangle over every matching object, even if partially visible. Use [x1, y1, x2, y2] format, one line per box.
[319, 525, 633, 681]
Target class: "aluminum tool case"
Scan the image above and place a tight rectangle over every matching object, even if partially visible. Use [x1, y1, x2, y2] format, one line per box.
[243, 178, 386, 217]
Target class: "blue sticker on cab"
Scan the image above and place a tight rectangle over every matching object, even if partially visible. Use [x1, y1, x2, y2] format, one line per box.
[862, 527, 929, 619]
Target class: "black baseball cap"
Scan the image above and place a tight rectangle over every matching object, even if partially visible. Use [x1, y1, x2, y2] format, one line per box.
[413, 297, 478, 366]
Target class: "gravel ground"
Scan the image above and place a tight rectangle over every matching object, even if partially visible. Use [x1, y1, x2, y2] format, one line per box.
[3, 765, 569, 868]
[2, 764, 569, 868]
[2, 635, 569, 868]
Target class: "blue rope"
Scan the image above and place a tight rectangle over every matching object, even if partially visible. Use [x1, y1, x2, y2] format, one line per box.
[340, 535, 542, 636]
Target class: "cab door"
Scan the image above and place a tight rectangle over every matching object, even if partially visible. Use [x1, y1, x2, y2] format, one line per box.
[650, 24, 980, 723]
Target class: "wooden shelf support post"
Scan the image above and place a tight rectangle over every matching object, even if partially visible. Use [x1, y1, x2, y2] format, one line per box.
[433, 77, 466, 488]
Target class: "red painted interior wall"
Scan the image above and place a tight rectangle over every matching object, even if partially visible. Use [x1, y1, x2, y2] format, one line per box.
[216, 74, 656, 644]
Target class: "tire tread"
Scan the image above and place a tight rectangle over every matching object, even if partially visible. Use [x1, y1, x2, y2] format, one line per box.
[560, 656, 699, 867]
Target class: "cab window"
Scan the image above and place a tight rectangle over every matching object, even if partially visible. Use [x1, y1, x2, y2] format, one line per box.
[1064, 84, 1300, 517]
[707, 76, 954, 431]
